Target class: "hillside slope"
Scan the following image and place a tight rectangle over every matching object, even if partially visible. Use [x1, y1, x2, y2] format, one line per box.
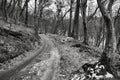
[0, 19, 41, 70]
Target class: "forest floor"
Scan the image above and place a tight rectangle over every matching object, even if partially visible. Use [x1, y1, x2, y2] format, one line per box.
[0, 19, 41, 71]
[0, 19, 102, 80]
[48, 34, 100, 80]
[8, 34, 101, 80]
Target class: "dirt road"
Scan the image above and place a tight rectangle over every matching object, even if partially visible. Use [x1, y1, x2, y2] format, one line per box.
[41, 47, 60, 80]
[0, 35, 49, 80]
[0, 34, 60, 80]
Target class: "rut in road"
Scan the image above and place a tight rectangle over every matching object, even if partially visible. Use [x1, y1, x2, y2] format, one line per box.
[40, 36, 60, 80]
[14, 35, 61, 80]
[41, 49, 60, 80]
[4, 35, 61, 80]
[0, 35, 48, 80]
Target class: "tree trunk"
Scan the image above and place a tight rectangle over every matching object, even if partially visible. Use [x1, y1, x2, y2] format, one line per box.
[71, 0, 80, 39]
[34, 0, 39, 39]
[2, 0, 8, 21]
[53, 20, 59, 34]
[9, 0, 17, 18]
[53, 5, 61, 34]
[95, 26, 102, 47]
[25, 0, 29, 26]
[1, 0, 4, 16]
[38, 8, 43, 33]
[37, 0, 44, 34]
[81, 0, 87, 44]
[7, 0, 13, 10]
[15, 0, 22, 24]
[97, 0, 119, 78]
[68, 0, 73, 37]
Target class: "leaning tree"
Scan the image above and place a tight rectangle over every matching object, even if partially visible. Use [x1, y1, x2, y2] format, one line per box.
[97, 0, 120, 78]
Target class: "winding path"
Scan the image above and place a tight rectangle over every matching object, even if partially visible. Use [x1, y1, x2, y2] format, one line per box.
[0, 34, 60, 80]
[40, 40, 60, 80]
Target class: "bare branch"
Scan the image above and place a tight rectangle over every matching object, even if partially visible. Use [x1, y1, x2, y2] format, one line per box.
[19, 0, 30, 17]
[114, 6, 120, 22]
[55, 8, 71, 27]
[108, 0, 115, 12]
[7, 0, 13, 10]
[87, 7, 98, 22]
[97, 0, 109, 18]
[87, 0, 107, 22]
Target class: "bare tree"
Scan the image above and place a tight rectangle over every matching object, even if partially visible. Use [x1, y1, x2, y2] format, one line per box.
[1, 0, 8, 21]
[71, 0, 80, 39]
[25, 0, 29, 25]
[34, 0, 39, 39]
[15, 0, 22, 24]
[53, 1, 63, 34]
[97, 0, 120, 78]
[68, 0, 74, 37]
[81, 0, 87, 44]
[37, 0, 50, 33]
[7, 0, 13, 10]
[9, 0, 17, 18]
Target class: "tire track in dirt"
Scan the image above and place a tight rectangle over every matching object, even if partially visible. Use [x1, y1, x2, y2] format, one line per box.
[0, 34, 49, 80]
[41, 49, 60, 80]
[39, 36, 60, 80]
[0, 34, 60, 80]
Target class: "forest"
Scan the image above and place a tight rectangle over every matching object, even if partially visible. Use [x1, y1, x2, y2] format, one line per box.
[0, 0, 120, 80]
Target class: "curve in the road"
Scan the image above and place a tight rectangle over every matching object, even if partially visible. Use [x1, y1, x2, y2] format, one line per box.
[0, 34, 49, 80]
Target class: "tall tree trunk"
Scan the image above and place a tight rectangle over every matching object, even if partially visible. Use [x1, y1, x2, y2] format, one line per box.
[68, 0, 73, 37]
[71, 0, 80, 39]
[53, 4, 61, 34]
[34, 0, 37, 27]
[9, 0, 17, 18]
[1, 0, 4, 16]
[15, 0, 22, 24]
[25, 0, 29, 26]
[97, 0, 119, 78]
[37, 0, 44, 34]
[53, 19, 59, 34]
[2, 0, 8, 21]
[38, 8, 43, 33]
[81, 0, 87, 44]
[34, 0, 39, 39]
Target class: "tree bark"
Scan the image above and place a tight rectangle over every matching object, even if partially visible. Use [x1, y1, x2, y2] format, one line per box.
[19, 0, 29, 17]
[81, 0, 87, 44]
[7, 0, 13, 10]
[97, 0, 119, 78]
[9, 0, 17, 18]
[71, 0, 80, 39]
[25, 0, 29, 26]
[53, 2, 62, 34]
[52, 8, 70, 34]
[2, 0, 8, 21]
[68, 0, 73, 37]
[34, 0, 39, 39]
[15, 0, 22, 24]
